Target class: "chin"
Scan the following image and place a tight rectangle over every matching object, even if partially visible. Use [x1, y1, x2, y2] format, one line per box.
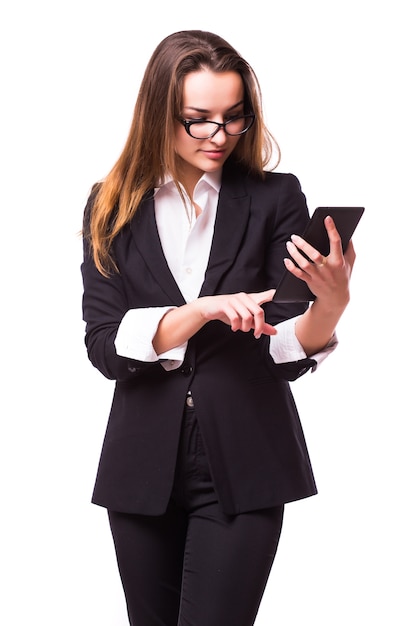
[200, 158, 225, 172]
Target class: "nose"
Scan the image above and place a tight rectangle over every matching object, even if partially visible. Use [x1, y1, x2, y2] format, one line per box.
[209, 125, 228, 144]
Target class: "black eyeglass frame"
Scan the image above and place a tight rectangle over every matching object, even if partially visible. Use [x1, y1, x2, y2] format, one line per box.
[178, 114, 256, 139]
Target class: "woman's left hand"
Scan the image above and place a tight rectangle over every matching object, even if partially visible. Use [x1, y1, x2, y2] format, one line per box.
[284, 215, 356, 311]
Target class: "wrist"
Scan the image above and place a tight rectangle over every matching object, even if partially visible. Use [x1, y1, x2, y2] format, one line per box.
[313, 291, 350, 317]
[188, 297, 211, 328]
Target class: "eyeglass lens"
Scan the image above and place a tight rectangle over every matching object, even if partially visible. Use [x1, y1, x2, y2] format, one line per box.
[188, 116, 253, 139]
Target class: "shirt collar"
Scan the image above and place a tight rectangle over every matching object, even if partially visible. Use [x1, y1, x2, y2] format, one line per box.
[155, 169, 222, 195]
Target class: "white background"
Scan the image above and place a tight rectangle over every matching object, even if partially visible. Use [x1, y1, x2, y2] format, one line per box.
[1, 1, 416, 624]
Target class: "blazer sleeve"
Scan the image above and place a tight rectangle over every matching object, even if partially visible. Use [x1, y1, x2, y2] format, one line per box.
[262, 173, 318, 380]
[80, 194, 162, 381]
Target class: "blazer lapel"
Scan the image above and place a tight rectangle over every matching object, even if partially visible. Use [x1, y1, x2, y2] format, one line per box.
[129, 169, 250, 302]
[130, 195, 186, 305]
[200, 173, 250, 296]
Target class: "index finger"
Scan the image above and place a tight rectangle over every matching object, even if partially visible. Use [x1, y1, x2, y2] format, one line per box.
[249, 289, 276, 306]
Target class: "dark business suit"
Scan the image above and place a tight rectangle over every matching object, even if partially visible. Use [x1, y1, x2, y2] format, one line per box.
[81, 162, 318, 518]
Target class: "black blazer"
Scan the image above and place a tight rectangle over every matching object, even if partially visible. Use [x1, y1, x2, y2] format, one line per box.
[81, 163, 318, 516]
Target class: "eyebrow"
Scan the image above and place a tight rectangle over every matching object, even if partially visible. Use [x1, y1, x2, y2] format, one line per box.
[182, 99, 245, 114]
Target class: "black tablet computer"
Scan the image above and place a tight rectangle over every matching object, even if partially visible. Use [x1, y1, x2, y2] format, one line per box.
[273, 206, 365, 302]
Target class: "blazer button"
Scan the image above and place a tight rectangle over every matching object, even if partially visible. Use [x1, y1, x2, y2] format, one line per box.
[181, 365, 193, 376]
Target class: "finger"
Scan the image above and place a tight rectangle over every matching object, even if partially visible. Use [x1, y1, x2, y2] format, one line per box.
[286, 240, 316, 274]
[243, 295, 267, 335]
[249, 289, 276, 306]
[288, 236, 325, 268]
[283, 255, 306, 279]
[245, 291, 276, 336]
[225, 294, 260, 332]
[344, 240, 356, 274]
[233, 292, 269, 335]
[290, 215, 345, 267]
[261, 323, 278, 336]
[222, 301, 246, 332]
[254, 322, 277, 339]
[323, 215, 343, 258]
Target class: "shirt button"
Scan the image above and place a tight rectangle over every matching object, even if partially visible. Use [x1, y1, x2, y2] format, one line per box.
[185, 267, 192, 274]
[181, 365, 193, 376]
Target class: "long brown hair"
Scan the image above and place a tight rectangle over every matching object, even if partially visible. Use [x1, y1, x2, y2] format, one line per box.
[85, 30, 280, 275]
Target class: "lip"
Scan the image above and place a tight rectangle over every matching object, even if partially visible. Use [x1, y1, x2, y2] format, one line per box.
[201, 149, 226, 160]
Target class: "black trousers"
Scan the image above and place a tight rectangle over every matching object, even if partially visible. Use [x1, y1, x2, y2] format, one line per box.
[108, 398, 284, 626]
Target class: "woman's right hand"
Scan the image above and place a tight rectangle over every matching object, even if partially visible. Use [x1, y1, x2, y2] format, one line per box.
[153, 289, 277, 355]
[197, 289, 277, 339]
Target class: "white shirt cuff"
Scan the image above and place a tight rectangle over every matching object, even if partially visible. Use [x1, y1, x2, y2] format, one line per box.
[114, 307, 187, 371]
[269, 315, 338, 371]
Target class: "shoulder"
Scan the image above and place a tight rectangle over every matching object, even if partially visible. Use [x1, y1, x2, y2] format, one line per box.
[82, 183, 101, 236]
[222, 161, 303, 197]
[232, 167, 309, 228]
[249, 171, 303, 196]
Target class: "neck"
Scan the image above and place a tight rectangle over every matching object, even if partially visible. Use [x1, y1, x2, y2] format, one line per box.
[176, 162, 204, 198]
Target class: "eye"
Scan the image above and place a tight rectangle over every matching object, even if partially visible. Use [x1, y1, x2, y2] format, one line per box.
[225, 113, 244, 121]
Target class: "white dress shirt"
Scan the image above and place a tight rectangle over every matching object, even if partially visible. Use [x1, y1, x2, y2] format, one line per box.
[115, 171, 337, 371]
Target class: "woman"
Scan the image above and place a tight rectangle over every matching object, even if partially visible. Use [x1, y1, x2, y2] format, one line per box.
[81, 30, 355, 626]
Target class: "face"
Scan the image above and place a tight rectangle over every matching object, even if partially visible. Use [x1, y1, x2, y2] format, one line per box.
[175, 69, 245, 190]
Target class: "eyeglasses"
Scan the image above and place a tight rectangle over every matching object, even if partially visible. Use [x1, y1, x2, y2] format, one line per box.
[178, 114, 255, 139]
